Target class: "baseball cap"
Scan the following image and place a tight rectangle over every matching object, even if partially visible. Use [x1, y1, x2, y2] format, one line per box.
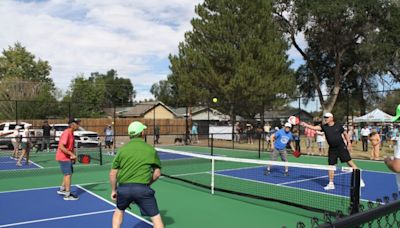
[324, 113, 333, 118]
[68, 118, 81, 124]
[128, 121, 147, 136]
[392, 104, 400, 122]
[284, 122, 292, 128]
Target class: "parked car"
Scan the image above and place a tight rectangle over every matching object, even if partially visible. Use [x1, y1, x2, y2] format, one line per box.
[51, 124, 100, 148]
[0, 122, 43, 149]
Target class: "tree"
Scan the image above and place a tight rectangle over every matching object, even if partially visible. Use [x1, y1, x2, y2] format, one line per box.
[150, 80, 177, 106]
[166, 0, 295, 119]
[274, 0, 397, 113]
[0, 43, 56, 119]
[63, 75, 106, 118]
[89, 70, 135, 106]
[65, 70, 136, 117]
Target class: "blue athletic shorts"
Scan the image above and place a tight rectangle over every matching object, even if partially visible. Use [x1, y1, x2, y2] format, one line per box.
[59, 161, 73, 175]
[116, 183, 159, 217]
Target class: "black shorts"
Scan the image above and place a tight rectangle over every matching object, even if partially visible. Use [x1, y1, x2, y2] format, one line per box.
[105, 141, 113, 147]
[328, 146, 352, 165]
[116, 183, 159, 217]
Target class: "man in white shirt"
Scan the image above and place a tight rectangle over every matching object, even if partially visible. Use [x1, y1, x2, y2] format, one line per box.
[385, 104, 400, 191]
[360, 125, 370, 152]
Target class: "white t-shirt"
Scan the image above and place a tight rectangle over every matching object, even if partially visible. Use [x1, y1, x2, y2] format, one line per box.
[316, 132, 326, 143]
[21, 129, 29, 143]
[11, 129, 19, 143]
[394, 137, 400, 159]
[360, 128, 371, 137]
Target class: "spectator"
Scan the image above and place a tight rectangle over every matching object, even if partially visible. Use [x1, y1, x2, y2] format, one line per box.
[105, 125, 114, 155]
[316, 130, 326, 156]
[292, 129, 301, 151]
[234, 122, 241, 143]
[369, 130, 380, 160]
[154, 125, 160, 144]
[191, 123, 199, 144]
[41, 120, 53, 153]
[246, 124, 254, 144]
[360, 125, 370, 152]
[304, 125, 316, 155]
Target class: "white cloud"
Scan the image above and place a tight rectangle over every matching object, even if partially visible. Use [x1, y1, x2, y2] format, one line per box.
[0, 0, 305, 101]
[0, 0, 201, 100]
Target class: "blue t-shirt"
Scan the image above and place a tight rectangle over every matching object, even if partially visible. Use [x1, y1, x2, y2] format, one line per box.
[192, 125, 198, 134]
[274, 129, 293, 150]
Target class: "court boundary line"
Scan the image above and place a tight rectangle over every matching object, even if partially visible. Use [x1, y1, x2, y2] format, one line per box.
[277, 172, 350, 186]
[172, 165, 265, 177]
[0, 163, 101, 172]
[0, 209, 115, 227]
[76, 185, 153, 226]
[0, 182, 108, 194]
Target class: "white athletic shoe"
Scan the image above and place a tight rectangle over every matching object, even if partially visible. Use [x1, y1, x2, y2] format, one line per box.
[360, 179, 365, 188]
[64, 193, 79, 200]
[324, 183, 335, 191]
[57, 190, 68, 196]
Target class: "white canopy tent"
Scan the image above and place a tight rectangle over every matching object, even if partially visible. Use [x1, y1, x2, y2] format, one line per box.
[353, 108, 393, 123]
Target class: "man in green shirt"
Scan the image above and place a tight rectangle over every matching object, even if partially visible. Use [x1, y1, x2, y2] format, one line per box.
[109, 121, 163, 228]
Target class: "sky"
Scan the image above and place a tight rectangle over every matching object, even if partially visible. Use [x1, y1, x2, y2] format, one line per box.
[0, 0, 304, 101]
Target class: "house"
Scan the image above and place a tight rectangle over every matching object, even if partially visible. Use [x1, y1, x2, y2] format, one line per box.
[104, 101, 178, 119]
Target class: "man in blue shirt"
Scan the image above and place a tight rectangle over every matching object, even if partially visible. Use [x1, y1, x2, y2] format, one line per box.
[265, 123, 295, 176]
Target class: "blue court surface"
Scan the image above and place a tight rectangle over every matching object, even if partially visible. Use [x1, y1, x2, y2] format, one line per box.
[0, 185, 152, 228]
[215, 166, 399, 202]
[158, 151, 194, 160]
[0, 157, 42, 171]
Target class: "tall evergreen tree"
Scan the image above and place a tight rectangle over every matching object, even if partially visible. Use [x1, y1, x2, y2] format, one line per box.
[165, 0, 295, 118]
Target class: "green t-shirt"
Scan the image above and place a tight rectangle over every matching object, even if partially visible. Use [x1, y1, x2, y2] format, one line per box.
[111, 138, 161, 184]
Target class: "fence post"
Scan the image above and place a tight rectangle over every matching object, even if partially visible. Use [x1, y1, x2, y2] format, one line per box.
[99, 142, 103, 165]
[15, 100, 18, 124]
[113, 103, 116, 153]
[258, 133, 261, 159]
[153, 105, 156, 146]
[211, 133, 214, 156]
[350, 169, 361, 215]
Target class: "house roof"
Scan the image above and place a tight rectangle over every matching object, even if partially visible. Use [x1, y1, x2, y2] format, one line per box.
[106, 101, 178, 118]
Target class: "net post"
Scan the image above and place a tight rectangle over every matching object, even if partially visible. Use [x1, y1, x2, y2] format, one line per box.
[211, 157, 215, 195]
[258, 133, 261, 159]
[211, 134, 214, 156]
[99, 142, 103, 165]
[350, 168, 361, 215]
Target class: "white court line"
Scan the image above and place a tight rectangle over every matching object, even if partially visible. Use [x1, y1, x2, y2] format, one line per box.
[76, 185, 153, 226]
[0, 160, 42, 168]
[0, 164, 100, 172]
[0, 210, 115, 227]
[277, 172, 350, 186]
[172, 165, 265, 177]
[0, 182, 108, 194]
[29, 160, 43, 168]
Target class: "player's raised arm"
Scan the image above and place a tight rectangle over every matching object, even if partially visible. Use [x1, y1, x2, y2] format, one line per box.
[301, 122, 322, 131]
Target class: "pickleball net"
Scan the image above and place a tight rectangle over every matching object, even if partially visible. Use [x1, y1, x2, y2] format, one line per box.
[157, 148, 360, 215]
